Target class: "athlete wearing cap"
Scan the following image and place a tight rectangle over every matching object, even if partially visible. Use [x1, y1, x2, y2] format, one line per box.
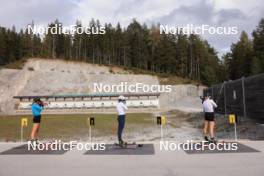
[30, 97, 45, 145]
[116, 95, 128, 146]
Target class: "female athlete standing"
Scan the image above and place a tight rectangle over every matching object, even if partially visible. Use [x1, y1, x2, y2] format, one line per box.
[30, 98, 45, 145]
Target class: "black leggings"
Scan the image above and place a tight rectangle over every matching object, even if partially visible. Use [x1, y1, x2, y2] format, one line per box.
[117, 115, 125, 141]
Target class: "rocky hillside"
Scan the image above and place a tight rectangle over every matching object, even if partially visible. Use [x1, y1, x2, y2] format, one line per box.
[0, 58, 205, 115]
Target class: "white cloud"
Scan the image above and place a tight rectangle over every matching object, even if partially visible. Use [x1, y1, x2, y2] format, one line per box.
[0, 0, 263, 56]
[63, 0, 264, 56]
[0, 0, 78, 29]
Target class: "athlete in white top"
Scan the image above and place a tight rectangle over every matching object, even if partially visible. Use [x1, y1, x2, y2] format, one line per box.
[203, 98, 217, 112]
[116, 101, 128, 115]
[116, 95, 128, 145]
[202, 96, 218, 143]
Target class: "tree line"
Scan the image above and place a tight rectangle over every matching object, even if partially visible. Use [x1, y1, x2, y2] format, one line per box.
[1, 18, 264, 85]
[223, 19, 264, 80]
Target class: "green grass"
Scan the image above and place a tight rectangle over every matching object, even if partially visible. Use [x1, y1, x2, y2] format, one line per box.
[0, 113, 155, 142]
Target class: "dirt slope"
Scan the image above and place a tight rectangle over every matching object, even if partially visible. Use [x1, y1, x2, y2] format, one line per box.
[0, 58, 204, 115]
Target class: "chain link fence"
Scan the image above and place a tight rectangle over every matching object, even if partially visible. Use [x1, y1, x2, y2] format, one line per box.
[203, 73, 264, 121]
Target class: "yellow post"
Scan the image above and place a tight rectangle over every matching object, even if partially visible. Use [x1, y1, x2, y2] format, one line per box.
[21, 118, 28, 127]
[87, 117, 94, 143]
[228, 114, 238, 141]
[229, 114, 235, 124]
[161, 116, 166, 125]
[87, 117, 90, 127]
[157, 115, 166, 140]
[21, 118, 28, 142]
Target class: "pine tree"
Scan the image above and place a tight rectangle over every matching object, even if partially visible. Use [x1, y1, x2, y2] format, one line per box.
[252, 18, 264, 72]
[250, 56, 262, 74]
[0, 19, 230, 85]
[230, 31, 253, 79]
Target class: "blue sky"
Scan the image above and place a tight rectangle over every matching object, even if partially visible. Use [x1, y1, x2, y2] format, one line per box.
[0, 0, 263, 56]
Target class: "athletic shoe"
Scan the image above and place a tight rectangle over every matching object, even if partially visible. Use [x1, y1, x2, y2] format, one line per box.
[204, 136, 210, 142]
[118, 140, 127, 148]
[210, 138, 217, 144]
[30, 139, 38, 147]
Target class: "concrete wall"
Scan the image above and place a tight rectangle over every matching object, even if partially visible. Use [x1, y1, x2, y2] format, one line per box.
[159, 85, 204, 112]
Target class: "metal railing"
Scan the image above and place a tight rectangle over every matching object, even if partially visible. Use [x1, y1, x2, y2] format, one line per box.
[203, 73, 264, 121]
